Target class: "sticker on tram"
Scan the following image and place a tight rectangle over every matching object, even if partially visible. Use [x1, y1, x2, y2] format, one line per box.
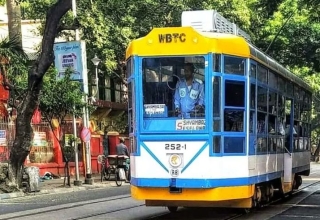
[176, 119, 205, 130]
[170, 168, 179, 177]
[165, 143, 187, 150]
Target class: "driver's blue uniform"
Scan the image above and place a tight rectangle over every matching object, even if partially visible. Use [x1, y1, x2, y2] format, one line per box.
[174, 78, 204, 118]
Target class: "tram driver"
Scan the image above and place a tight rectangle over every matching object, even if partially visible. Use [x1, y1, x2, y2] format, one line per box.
[174, 63, 205, 118]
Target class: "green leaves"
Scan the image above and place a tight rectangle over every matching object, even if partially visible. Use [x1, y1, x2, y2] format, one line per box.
[39, 67, 86, 124]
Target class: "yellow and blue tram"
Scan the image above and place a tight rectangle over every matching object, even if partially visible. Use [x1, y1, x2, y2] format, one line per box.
[125, 10, 312, 211]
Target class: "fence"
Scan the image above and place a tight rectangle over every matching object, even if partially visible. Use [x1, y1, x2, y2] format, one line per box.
[0, 118, 54, 163]
[0, 118, 14, 162]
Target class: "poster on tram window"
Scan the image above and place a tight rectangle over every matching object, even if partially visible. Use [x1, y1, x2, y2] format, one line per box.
[0, 130, 6, 146]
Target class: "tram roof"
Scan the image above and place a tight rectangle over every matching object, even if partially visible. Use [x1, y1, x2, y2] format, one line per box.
[126, 26, 312, 92]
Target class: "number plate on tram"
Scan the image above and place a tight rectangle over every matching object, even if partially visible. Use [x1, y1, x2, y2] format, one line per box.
[165, 143, 187, 150]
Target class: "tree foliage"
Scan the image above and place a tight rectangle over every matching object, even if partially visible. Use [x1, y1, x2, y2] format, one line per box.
[18, 0, 320, 139]
[39, 68, 85, 126]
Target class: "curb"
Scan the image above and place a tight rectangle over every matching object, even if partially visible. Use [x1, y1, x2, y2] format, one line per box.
[0, 182, 114, 201]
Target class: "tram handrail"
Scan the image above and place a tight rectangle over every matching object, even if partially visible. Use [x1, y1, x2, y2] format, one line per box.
[284, 147, 292, 156]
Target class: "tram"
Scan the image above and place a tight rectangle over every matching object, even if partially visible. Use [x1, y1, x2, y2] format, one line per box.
[125, 10, 312, 211]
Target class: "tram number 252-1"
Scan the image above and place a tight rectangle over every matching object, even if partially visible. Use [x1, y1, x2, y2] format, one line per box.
[165, 143, 186, 150]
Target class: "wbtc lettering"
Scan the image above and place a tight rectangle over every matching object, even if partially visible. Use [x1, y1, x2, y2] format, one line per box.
[158, 33, 186, 43]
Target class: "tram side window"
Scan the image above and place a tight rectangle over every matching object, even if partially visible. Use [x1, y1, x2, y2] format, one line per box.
[269, 71, 277, 89]
[213, 54, 221, 72]
[213, 76, 221, 132]
[224, 56, 245, 75]
[257, 65, 267, 84]
[278, 77, 286, 93]
[250, 63, 256, 78]
[126, 57, 133, 78]
[224, 81, 245, 132]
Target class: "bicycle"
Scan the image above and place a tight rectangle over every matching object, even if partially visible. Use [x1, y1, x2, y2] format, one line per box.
[98, 155, 109, 182]
[114, 155, 129, 186]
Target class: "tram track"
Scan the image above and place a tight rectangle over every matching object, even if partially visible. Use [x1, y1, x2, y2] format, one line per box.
[68, 204, 145, 220]
[147, 179, 320, 220]
[0, 194, 136, 220]
[2, 180, 320, 220]
[222, 179, 320, 220]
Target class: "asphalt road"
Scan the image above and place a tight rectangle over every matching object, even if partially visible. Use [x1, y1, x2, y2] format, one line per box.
[1, 162, 320, 220]
[0, 185, 130, 215]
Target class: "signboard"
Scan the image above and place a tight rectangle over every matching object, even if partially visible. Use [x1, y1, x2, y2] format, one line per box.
[176, 119, 205, 130]
[32, 132, 48, 147]
[53, 41, 88, 93]
[80, 127, 91, 143]
[143, 104, 167, 117]
[0, 130, 6, 146]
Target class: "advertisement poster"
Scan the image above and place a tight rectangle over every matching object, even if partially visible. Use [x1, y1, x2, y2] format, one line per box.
[32, 132, 48, 147]
[0, 130, 6, 146]
[53, 41, 88, 91]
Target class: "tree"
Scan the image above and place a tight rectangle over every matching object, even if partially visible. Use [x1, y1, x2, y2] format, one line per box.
[4, 0, 72, 188]
[39, 68, 85, 186]
[6, 0, 23, 47]
[17, 0, 320, 151]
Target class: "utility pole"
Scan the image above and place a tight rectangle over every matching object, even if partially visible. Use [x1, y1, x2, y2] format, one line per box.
[72, 0, 93, 185]
[71, 0, 82, 186]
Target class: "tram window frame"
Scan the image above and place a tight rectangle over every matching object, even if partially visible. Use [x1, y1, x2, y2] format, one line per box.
[126, 57, 133, 78]
[225, 80, 245, 107]
[250, 83, 256, 110]
[278, 76, 286, 94]
[287, 82, 294, 97]
[213, 76, 221, 132]
[213, 136, 221, 153]
[224, 136, 245, 153]
[224, 80, 245, 133]
[128, 82, 135, 134]
[223, 56, 246, 76]
[141, 56, 206, 119]
[257, 65, 268, 84]
[268, 71, 277, 89]
[257, 86, 268, 112]
[250, 111, 255, 134]
[269, 90, 277, 115]
[213, 54, 221, 72]
[250, 63, 256, 78]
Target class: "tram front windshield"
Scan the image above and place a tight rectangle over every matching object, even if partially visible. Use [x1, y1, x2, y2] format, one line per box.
[142, 56, 206, 131]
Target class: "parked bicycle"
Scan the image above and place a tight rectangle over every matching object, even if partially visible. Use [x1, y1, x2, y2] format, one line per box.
[98, 154, 130, 186]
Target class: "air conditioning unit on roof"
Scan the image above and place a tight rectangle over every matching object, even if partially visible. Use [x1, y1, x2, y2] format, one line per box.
[181, 10, 251, 42]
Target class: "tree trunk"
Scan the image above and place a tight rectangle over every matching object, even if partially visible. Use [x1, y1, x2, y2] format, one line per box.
[7, 0, 72, 188]
[313, 139, 320, 162]
[6, 0, 22, 47]
[8, 89, 40, 188]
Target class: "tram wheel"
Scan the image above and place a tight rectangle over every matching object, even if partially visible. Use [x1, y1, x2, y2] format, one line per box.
[167, 206, 178, 213]
[242, 208, 251, 214]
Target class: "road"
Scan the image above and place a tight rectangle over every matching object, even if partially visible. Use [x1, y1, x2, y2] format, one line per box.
[1, 163, 320, 220]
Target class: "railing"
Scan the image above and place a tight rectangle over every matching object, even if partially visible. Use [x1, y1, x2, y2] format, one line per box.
[0, 118, 54, 163]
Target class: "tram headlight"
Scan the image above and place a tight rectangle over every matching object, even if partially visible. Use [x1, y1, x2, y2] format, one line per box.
[169, 154, 182, 167]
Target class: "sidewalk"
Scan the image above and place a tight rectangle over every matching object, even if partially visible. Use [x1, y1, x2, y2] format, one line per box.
[0, 174, 129, 201]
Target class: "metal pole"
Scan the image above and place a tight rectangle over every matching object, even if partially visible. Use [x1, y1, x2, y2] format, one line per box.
[72, 111, 81, 185]
[72, 0, 80, 41]
[95, 65, 99, 99]
[72, 0, 93, 185]
[71, 0, 83, 186]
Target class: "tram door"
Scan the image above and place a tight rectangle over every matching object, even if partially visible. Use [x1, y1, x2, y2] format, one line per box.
[284, 99, 293, 184]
